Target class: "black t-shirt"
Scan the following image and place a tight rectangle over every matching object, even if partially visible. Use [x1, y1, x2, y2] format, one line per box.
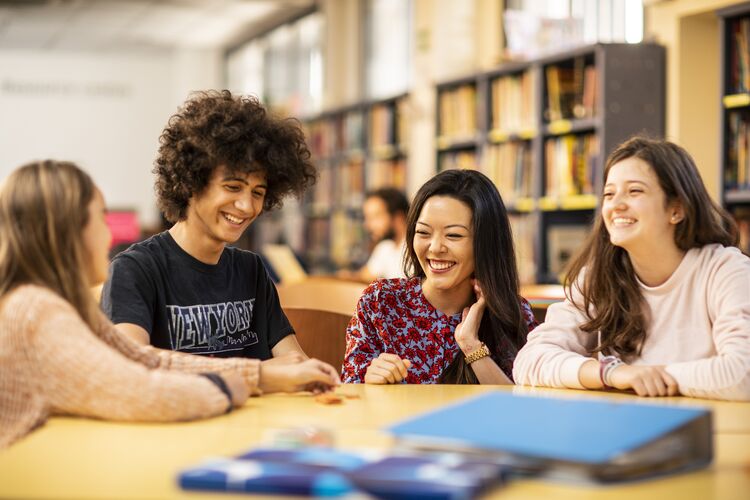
[101, 231, 292, 359]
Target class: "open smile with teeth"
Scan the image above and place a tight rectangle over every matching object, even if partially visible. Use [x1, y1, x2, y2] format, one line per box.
[429, 259, 456, 271]
[612, 217, 636, 226]
[223, 213, 246, 225]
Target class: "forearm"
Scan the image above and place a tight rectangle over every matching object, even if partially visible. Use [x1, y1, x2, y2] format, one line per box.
[143, 346, 262, 394]
[577, 359, 605, 389]
[470, 357, 512, 385]
[666, 356, 750, 401]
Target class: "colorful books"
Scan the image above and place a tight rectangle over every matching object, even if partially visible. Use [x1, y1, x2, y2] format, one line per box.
[179, 447, 506, 499]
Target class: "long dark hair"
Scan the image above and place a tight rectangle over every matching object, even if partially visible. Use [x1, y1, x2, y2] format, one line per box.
[566, 136, 738, 359]
[403, 169, 528, 383]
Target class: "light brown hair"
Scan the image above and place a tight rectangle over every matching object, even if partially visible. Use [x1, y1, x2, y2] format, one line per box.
[0, 160, 101, 328]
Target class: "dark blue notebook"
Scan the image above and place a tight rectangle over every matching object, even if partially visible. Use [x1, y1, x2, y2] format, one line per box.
[388, 392, 713, 482]
[178, 447, 506, 498]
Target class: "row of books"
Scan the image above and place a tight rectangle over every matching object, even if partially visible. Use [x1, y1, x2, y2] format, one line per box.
[490, 71, 537, 133]
[509, 214, 536, 286]
[729, 16, 750, 94]
[484, 141, 533, 204]
[544, 134, 599, 199]
[438, 84, 478, 139]
[369, 99, 409, 150]
[367, 158, 407, 191]
[438, 149, 479, 171]
[544, 58, 598, 122]
[308, 158, 407, 212]
[305, 112, 366, 159]
[725, 110, 750, 190]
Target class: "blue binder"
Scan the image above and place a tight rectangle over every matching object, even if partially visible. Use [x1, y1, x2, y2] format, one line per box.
[388, 392, 713, 482]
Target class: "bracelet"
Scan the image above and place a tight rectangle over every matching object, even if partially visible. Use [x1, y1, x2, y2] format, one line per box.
[464, 342, 490, 364]
[200, 373, 233, 413]
[599, 355, 624, 389]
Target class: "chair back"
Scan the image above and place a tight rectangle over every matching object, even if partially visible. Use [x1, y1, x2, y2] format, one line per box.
[284, 307, 352, 372]
[276, 277, 366, 316]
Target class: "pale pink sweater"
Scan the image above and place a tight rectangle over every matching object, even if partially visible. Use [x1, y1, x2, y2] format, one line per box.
[0, 285, 262, 449]
[513, 244, 750, 401]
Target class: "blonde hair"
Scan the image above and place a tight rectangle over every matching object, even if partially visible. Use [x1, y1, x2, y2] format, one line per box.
[0, 160, 101, 328]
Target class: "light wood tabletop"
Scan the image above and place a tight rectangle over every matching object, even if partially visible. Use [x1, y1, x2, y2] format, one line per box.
[1, 385, 748, 500]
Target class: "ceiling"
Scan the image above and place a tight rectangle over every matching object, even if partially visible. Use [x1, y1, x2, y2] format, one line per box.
[0, 0, 315, 51]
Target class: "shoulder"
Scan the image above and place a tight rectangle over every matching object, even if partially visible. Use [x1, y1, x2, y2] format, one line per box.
[362, 277, 414, 300]
[110, 233, 168, 269]
[0, 285, 75, 322]
[692, 244, 750, 279]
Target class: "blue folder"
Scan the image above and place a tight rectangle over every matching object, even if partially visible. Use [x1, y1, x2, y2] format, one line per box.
[388, 392, 713, 482]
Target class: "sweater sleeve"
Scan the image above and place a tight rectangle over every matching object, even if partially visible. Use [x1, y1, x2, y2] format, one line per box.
[664, 255, 750, 401]
[512, 292, 597, 389]
[92, 317, 262, 396]
[24, 291, 232, 422]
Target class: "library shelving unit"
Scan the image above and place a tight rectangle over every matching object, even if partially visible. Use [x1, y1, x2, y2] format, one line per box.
[300, 95, 410, 274]
[435, 43, 665, 284]
[719, 2, 750, 254]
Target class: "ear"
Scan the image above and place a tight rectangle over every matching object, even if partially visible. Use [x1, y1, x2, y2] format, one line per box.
[669, 201, 685, 225]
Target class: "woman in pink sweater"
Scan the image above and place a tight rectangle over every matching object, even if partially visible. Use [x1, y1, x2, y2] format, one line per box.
[0, 161, 339, 449]
[513, 137, 750, 401]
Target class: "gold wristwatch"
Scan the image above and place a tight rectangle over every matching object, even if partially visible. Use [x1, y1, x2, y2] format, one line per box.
[464, 342, 490, 364]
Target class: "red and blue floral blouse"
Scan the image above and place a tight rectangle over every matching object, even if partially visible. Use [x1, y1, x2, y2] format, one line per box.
[342, 277, 538, 384]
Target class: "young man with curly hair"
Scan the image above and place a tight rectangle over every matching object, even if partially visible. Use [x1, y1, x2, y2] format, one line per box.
[101, 91, 318, 363]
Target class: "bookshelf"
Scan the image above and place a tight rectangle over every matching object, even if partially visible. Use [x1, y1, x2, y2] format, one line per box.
[719, 3, 750, 254]
[300, 95, 410, 274]
[435, 43, 665, 284]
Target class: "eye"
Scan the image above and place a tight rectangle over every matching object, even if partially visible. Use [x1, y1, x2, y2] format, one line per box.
[602, 191, 614, 199]
[447, 233, 465, 239]
[415, 229, 429, 236]
[224, 184, 242, 192]
[253, 190, 266, 199]
[629, 188, 643, 194]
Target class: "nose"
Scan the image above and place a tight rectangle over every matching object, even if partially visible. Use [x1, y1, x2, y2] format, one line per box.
[428, 234, 446, 253]
[610, 191, 627, 211]
[234, 194, 256, 216]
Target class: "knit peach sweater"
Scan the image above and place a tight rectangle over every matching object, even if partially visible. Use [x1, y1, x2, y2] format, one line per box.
[0, 285, 262, 449]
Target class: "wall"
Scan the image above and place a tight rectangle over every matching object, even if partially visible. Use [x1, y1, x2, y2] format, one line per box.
[0, 47, 223, 229]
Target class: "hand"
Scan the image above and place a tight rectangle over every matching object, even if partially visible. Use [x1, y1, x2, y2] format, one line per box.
[222, 372, 251, 408]
[609, 364, 680, 397]
[260, 358, 340, 394]
[364, 353, 412, 384]
[454, 280, 487, 353]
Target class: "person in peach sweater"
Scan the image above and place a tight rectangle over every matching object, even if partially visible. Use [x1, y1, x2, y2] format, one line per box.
[513, 137, 750, 401]
[0, 160, 339, 449]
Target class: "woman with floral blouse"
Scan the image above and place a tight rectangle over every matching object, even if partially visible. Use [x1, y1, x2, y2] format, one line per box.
[342, 169, 537, 384]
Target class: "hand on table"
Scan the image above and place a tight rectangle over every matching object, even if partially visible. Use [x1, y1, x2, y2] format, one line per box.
[364, 353, 412, 384]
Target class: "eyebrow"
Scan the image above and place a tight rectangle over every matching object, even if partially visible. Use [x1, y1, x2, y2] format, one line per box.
[416, 221, 470, 230]
[222, 176, 268, 189]
[604, 180, 648, 187]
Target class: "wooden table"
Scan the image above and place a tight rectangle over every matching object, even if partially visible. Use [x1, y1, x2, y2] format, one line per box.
[1, 385, 748, 499]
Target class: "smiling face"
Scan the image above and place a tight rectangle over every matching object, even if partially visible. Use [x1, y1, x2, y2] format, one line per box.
[186, 165, 267, 245]
[602, 156, 682, 255]
[81, 189, 112, 286]
[413, 195, 475, 296]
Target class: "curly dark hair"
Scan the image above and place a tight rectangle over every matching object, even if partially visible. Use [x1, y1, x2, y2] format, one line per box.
[154, 90, 317, 222]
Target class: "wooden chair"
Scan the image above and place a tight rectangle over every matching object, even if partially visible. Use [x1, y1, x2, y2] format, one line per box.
[284, 307, 352, 371]
[277, 278, 366, 371]
[276, 277, 367, 316]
